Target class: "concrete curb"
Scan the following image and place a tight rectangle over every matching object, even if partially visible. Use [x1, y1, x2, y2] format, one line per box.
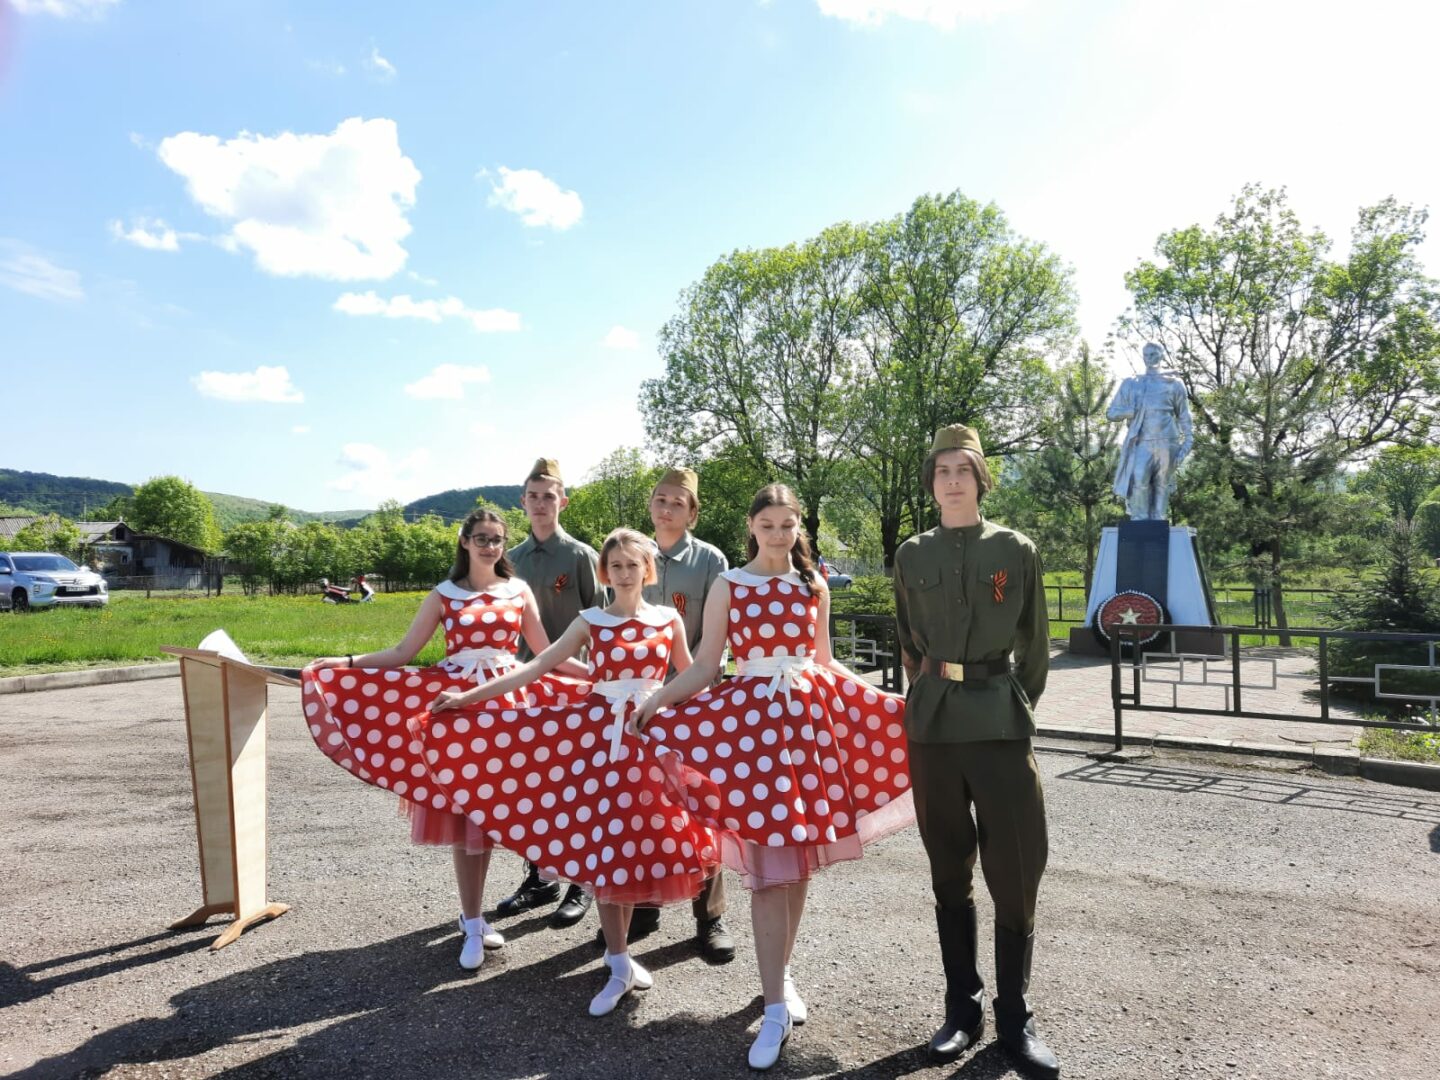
[1037, 724, 1440, 791]
[0, 662, 180, 695]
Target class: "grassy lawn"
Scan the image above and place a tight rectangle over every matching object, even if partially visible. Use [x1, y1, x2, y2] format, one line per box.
[0, 591, 447, 677]
[1357, 725, 1440, 764]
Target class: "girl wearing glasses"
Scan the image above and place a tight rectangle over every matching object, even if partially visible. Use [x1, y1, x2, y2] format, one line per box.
[301, 508, 590, 972]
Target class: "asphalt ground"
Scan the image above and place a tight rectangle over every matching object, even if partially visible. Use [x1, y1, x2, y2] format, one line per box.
[2, 679, 1438, 1080]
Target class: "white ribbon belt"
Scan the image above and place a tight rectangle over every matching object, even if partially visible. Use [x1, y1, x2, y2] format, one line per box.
[592, 678, 663, 762]
[736, 655, 816, 705]
[440, 647, 519, 684]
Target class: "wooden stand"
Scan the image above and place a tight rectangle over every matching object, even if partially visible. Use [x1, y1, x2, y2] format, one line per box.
[162, 645, 298, 950]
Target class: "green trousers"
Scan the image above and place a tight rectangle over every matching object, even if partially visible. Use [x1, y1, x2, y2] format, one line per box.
[907, 737, 1048, 934]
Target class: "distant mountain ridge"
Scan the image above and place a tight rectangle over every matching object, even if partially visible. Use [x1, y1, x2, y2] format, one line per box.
[0, 469, 521, 529]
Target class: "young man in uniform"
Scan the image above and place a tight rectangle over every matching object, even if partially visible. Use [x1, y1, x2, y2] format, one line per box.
[495, 457, 605, 929]
[633, 467, 734, 962]
[892, 424, 1059, 1080]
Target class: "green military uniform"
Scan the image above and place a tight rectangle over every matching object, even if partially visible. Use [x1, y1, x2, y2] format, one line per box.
[507, 524, 602, 660]
[645, 532, 727, 660]
[642, 468, 730, 924]
[893, 423, 1058, 1078]
[893, 516, 1049, 929]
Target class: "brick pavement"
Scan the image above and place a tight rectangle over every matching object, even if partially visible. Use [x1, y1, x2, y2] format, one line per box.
[1038, 643, 1364, 749]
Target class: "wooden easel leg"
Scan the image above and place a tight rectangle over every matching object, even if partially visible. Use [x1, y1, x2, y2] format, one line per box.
[169, 903, 234, 930]
[210, 902, 290, 951]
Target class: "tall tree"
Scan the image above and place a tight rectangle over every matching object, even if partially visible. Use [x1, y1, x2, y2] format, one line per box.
[1015, 343, 1122, 591]
[854, 191, 1075, 564]
[1122, 185, 1440, 639]
[642, 224, 868, 547]
[128, 475, 221, 551]
[563, 447, 661, 549]
[1352, 445, 1440, 524]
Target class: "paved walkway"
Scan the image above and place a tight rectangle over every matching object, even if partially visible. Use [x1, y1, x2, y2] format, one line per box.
[1037, 644, 1364, 749]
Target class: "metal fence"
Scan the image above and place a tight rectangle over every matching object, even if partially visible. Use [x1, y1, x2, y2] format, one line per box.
[829, 612, 907, 693]
[1107, 623, 1440, 752]
[1047, 584, 1362, 629]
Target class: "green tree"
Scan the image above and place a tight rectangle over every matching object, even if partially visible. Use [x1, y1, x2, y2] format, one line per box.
[1326, 519, 1440, 717]
[1013, 343, 1122, 591]
[11, 514, 84, 561]
[642, 224, 869, 548]
[564, 448, 661, 549]
[1122, 185, 1440, 640]
[853, 191, 1075, 565]
[1352, 446, 1440, 524]
[222, 519, 282, 594]
[1416, 486, 1440, 560]
[128, 475, 221, 551]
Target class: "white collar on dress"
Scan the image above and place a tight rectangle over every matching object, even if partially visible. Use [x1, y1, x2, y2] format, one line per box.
[436, 578, 525, 601]
[722, 568, 805, 587]
[581, 604, 676, 628]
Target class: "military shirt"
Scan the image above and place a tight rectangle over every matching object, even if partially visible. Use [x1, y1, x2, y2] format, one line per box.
[892, 518, 1049, 744]
[507, 525, 603, 659]
[643, 532, 728, 658]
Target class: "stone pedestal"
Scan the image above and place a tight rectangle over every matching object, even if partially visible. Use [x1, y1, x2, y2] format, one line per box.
[1069, 523, 1221, 656]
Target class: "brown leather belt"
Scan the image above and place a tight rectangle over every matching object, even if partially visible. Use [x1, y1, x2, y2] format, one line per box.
[919, 656, 1011, 684]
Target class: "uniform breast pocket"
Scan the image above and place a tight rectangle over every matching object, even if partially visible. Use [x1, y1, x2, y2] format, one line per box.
[906, 572, 944, 618]
[976, 567, 1021, 629]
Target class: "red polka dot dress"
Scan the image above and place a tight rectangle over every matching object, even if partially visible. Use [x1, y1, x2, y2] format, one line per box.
[644, 569, 914, 889]
[300, 578, 589, 851]
[421, 607, 720, 906]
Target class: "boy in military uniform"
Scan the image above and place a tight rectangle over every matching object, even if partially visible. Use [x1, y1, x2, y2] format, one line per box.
[634, 466, 734, 961]
[496, 457, 605, 928]
[893, 424, 1059, 1079]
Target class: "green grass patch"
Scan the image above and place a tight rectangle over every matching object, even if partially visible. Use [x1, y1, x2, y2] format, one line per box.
[1357, 725, 1440, 764]
[0, 591, 447, 677]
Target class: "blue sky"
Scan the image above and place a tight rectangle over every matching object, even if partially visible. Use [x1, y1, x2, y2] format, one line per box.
[1, 0, 1435, 511]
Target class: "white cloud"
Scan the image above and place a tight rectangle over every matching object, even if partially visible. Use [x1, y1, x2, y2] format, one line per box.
[816, 0, 1022, 28]
[12, 0, 120, 17]
[329, 442, 434, 502]
[333, 291, 522, 333]
[486, 166, 583, 230]
[156, 117, 421, 281]
[404, 364, 492, 400]
[0, 241, 84, 301]
[191, 365, 304, 404]
[292, 425, 311, 435]
[365, 46, 397, 80]
[109, 217, 180, 252]
[406, 269, 439, 287]
[602, 325, 640, 349]
[306, 59, 347, 77]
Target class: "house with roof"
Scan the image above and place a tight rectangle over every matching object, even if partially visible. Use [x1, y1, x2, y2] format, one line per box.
[0, 517, 213, 588]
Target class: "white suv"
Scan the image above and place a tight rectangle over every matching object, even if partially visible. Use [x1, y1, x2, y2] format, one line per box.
[0, 552, 109, 611]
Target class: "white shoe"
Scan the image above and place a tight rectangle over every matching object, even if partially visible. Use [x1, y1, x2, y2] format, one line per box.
[588, 954, 653, 1017]
[783, 968, 808, 1025]
[457, 915, 503, 970]
[748, 1003, 792, 1070]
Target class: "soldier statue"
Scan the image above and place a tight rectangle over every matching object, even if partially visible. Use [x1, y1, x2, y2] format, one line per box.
[1107, 342, 1193, 521]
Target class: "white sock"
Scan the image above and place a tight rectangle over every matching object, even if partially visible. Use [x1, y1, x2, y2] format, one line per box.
[606, 950, 632, 979]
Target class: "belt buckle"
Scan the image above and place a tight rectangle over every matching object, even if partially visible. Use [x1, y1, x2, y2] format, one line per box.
[940, 661, 967, 682]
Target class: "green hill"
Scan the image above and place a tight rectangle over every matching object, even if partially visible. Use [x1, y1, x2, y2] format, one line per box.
[404, 485, 523, 520]
[0, 469, 131, 518]
[1, 468, 520, 530]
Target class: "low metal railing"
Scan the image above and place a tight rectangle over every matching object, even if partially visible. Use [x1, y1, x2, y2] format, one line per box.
[1108, 623, 1440, 752]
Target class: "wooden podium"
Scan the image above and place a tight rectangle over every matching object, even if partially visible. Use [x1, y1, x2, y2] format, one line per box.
[162, 639, 298, 950]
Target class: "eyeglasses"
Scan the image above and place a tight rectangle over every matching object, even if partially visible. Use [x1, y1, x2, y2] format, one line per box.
[465, 534, 506, 548]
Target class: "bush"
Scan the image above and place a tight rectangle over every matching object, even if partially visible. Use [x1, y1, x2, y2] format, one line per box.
[1325, 520, 1440, 720]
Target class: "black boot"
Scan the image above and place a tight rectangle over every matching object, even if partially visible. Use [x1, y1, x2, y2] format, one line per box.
[549, 883, 593, 928]
[994, 925, 1060, 1080]
[929, 904, 985, 1062]
[495, 862, 561, 917]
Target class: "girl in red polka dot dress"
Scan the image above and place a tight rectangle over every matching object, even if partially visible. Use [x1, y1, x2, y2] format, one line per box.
[429, 528, 720, 1017]
[301, 509, 589, 972]
[633, 484, 914, 1071]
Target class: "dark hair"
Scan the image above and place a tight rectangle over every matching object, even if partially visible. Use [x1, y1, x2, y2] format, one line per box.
[598, 528, 658, 586]
[744, 484, 817, 587]
[921, 446, 993, 503]
[449, 509, 514, 583]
